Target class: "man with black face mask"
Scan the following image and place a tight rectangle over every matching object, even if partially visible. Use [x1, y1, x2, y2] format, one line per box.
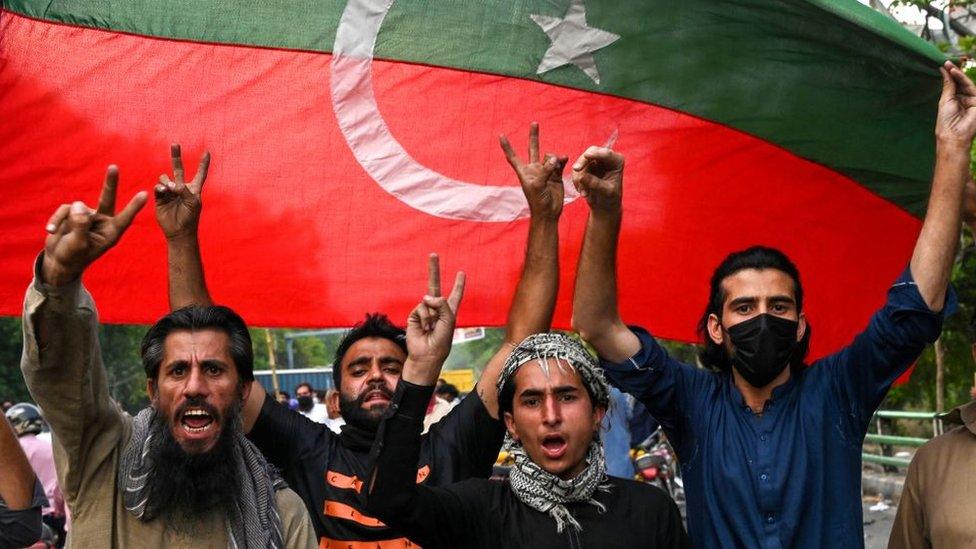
[157, 124, 569, 545]
[294, 382, 329, 424]
[572, 61, 976, 548]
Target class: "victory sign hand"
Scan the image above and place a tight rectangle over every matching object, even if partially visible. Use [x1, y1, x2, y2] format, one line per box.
[42, 166, 148, 286]
[500, 122, 568, 221]
[404, 254, 466, 385]
[155, 144, 210, 240]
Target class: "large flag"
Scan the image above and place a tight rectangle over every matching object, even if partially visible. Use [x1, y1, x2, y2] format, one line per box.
[0, 0, 945, 359]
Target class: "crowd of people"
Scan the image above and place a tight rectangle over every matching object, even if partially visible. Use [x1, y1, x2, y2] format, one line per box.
[1, 60, 976, 548]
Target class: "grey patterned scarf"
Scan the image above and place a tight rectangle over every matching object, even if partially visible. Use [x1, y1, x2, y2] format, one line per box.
[118, 408, 286, 548]
[498, 332, 613, 533]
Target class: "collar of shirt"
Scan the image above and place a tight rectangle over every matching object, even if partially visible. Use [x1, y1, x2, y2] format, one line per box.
[942, 400, 976, 436]
[727, 369, 801, 414]
[338, 424, 376, 452]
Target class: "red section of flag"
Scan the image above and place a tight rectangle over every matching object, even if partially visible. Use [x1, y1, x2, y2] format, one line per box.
[893, 362, 916, 387]
[0, 13, 921, 361]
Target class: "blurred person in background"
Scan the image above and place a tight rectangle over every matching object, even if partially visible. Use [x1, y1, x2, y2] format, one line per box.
[295, 382, 329, 424]
[0, 412, 44, 549]
[5, 404, 65, 547]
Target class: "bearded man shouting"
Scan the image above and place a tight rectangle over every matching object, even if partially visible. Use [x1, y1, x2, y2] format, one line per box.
[20, 166, 315, 548]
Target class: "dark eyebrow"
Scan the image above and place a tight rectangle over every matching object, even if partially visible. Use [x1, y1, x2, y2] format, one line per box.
[346, 356, 371, 367]
[201, 359, 228, 369]
[518, 388, 544, 399]
[552, 386, 580, 395]
[165, 360, 190, 371]
[768, 295, 796, 305]
[727, 296, 757, 308]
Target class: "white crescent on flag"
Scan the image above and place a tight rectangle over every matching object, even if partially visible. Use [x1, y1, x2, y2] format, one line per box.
[330, 0, 587, 222]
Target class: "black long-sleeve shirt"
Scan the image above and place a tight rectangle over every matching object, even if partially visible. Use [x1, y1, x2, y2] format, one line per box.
[249, 384, 504, 545]
[0, 481, 45, 549]
[367, 381, 689, 549]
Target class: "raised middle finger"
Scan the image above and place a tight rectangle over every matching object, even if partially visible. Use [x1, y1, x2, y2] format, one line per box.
[170, 144, 185, 183]
[529, 122, 539, 164]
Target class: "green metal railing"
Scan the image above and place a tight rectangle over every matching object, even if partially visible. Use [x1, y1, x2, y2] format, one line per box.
[862, 410, 942, 468]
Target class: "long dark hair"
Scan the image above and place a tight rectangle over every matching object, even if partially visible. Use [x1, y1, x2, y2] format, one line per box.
[697, 246, 811, 375]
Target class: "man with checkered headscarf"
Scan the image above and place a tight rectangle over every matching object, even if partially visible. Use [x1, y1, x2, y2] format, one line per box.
[364, 332, 688, 548]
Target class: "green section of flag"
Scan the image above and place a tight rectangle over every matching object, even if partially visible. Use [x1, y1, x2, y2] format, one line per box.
[5, 0, 945, 215]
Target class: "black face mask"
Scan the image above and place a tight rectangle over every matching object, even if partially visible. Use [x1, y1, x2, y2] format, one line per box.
[726, 313, 798, 388]
[297, 395, 314, 412]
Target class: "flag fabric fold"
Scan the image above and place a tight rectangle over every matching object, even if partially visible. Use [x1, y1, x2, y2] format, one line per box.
[0, 0, 944, 360]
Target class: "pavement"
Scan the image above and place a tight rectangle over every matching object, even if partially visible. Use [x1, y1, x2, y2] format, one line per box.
[862, 466, 905, 549]
[863, 496, 898, 549]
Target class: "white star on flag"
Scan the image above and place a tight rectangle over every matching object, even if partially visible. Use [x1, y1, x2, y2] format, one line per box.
[530, 0, 621, 85]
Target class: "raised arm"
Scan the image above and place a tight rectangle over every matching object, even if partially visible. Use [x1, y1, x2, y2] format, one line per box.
[152, 146, 281, 431]
[23, 166, 147, 501]
[570, 146, 641, 362]
[155, 144, 213, 309]
[0, 416, 35, 511]
[474, 123, 566, 418]
[910, 62, 976, 311]
[366, 276, 476, 548]
[400, 254, 465, 387]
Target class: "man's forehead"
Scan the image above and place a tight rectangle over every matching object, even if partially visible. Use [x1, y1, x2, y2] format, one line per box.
[513, 358, 585, 392]
[342, 337, 406, 364]
[162, 329, 232, 359]
[721, 268, 797, 302]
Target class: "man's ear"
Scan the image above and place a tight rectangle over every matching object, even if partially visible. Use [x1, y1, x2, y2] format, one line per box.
[241, 379, 253, 402]
[146, 379, 157, 402]
[503, 411, 519, 443]
[592, 404, 607, 433]
[707, 313, 724, 345]
[797, 312, 807, 342]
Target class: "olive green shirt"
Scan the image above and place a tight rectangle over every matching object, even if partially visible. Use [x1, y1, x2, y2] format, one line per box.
[20, 271, 316, 548]
[889, 400, 976, 549]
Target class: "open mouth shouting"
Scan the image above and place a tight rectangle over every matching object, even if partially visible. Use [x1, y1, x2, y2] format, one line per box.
[363, 389, 392, 407]
[174, 401, 222, 449]
[540, 433, 568, 460]
[181, 407, 215, 433]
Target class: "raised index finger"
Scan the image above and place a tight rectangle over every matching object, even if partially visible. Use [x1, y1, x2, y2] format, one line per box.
[96, 165, 120, 215]
[428, 253, 441, 297]
[447, 271, 466, 313]
[499, 135, 521, 170]
[190, 151, 211, 193]
[170, 143, 185, 183]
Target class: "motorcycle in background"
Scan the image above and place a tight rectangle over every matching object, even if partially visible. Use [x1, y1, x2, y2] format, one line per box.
[632, 428, 685, 518]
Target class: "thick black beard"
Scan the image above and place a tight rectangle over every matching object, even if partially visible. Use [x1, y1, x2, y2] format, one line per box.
[338, 383, 393, 432]
[141, 400, 243, 534]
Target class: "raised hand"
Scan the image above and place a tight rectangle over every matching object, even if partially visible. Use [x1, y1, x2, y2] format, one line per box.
[571, 144, 625, 215]
[155, 144, 210, 240]
[42, 166, 148, 286]
[937, 61, 976, 146]
[404, 254, 465, 385]
[500, 122, 568, 221]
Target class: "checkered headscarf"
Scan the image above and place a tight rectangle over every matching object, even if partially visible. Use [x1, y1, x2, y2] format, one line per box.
[497, 332, 613, 533]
